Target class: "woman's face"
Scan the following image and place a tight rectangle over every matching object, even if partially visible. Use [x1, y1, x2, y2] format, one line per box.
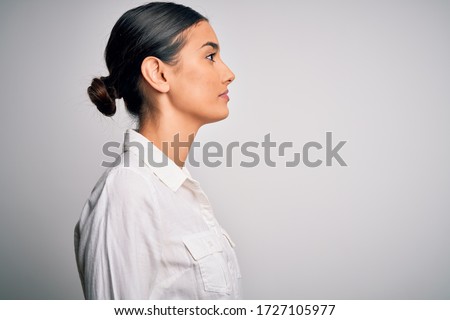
[166, 21, 235, 125]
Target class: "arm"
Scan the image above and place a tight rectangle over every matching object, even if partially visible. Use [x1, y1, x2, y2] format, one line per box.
[78, 168, 162, 299]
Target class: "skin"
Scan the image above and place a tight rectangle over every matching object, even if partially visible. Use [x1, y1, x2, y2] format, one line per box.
[138, 20, 235, 168]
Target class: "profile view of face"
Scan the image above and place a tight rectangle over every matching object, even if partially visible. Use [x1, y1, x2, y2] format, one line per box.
[166, 20, 236, 125]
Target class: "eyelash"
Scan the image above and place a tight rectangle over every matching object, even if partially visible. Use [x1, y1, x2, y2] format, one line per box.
[206, 52, 217, 62]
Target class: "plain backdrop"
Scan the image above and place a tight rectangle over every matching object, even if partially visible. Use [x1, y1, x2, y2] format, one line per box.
[0, 0, 449, 299]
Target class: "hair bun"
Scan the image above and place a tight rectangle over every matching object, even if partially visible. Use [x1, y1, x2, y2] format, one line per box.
[87, 76, 118, 117]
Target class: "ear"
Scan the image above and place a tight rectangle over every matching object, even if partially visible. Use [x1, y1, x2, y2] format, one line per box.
[141, 56, 170, 93]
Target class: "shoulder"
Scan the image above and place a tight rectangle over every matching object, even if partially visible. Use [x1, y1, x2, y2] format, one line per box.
[78, 167, 160, 230]
[84, 166, 158, 213]
[101, 166, 158, 203]
[105, 166, 154, 188]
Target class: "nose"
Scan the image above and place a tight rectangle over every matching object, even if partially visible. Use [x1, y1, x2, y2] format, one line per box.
[222, 61, 235, 84]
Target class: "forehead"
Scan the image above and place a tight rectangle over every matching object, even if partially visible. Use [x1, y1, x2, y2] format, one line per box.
[183, 20, 219, 50]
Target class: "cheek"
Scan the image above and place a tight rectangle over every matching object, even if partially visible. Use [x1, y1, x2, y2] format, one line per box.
[180, 69, 218, 102]
[169, 61, 224, 117]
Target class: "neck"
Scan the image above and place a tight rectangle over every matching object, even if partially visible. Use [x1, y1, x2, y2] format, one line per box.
[138, 111, 201, 168]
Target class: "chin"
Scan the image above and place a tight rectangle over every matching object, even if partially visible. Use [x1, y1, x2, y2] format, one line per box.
[202, 106, 229, 124]
[213, 107, 230, 123]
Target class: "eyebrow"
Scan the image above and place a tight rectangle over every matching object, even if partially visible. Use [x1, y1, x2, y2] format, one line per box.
[200, 41, 219, 50]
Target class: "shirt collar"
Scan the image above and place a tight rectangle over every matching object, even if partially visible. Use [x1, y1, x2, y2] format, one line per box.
[122, 128, 191, 192]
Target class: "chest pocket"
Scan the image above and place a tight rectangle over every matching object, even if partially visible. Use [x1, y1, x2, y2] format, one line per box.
[183, 231, 231, 294]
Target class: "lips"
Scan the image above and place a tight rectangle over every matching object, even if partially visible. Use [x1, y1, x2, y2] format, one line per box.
[219, 89, 229, 101]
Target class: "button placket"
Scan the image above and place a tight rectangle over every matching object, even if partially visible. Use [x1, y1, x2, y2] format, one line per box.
[221, 230, 242, 280]
[186, 179, 217, 230]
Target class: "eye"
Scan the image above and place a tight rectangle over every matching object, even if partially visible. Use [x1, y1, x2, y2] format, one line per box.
[206, 53, 216, 62]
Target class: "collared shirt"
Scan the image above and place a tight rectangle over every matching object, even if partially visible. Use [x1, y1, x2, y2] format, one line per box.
[74, 128, 242, 299]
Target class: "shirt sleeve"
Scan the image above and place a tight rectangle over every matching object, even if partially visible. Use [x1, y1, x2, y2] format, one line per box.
[78, 168, 162, 299]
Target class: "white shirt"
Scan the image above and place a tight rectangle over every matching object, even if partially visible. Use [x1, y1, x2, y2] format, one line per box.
[74, 128, 242, 299]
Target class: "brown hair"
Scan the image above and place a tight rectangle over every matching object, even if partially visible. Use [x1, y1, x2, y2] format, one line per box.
[87, 2, 207, 125]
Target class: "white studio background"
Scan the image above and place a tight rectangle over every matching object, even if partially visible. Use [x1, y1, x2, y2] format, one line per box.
[0, 0, 449, 299]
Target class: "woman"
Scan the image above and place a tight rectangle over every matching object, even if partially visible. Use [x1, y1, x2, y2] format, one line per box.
[74, 2, 242, 299]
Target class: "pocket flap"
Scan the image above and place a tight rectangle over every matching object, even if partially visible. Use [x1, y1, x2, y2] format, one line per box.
[183, 232, 223, 261]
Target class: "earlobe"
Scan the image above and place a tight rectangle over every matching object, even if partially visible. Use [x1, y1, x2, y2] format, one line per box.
[141, 56, 170, 93]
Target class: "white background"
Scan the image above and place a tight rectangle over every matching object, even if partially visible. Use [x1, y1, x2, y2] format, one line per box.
[0, 0, 449, 299]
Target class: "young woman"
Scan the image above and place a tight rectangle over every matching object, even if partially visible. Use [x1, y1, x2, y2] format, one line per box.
[74, 2, 242, 299]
